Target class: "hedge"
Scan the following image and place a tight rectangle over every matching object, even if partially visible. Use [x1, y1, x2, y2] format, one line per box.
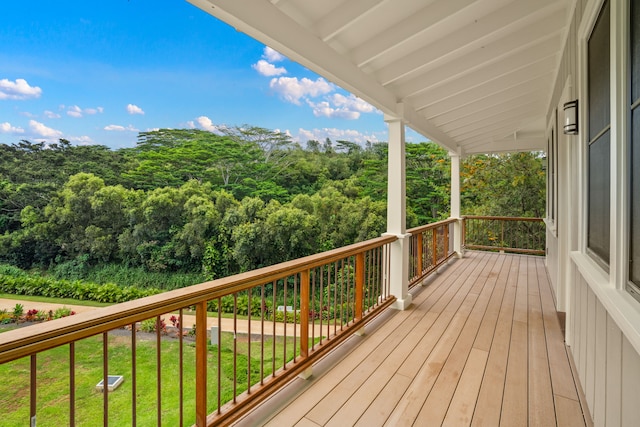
[0, 273, 161, 304]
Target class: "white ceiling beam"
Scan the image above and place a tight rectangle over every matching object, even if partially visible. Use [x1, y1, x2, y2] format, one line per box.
[447, 104, 542, 139]
[392, 23, 563, 99]
[375, 0, 561, 85]
[464, 137, 546, 154]
[457, 118, 544, 146]
[450, 111, 540, 140]
[432, 91, 545, 128]
[441, 100, 543, 134]
[316, 0, 387, 42]
[409, 52, 558, 109]
[352, 0, 478, 67]
[418, 73, 552, 119]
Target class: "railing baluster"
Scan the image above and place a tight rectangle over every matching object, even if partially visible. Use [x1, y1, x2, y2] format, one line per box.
[233, 293, 237, 402]
[300, 269, 310, 359]
[30, 354, 36, 427]
[283, 279, 287, 371]
[195, 300, 207, 426]
[217, 300, 222, 413]
[103, 332, 108, 427]
[156, 316, 161, 427]
[70, 343, 75, 427]
[460, 216, 545, 255]
[417, 233, 423, 278]
[311, 269, 316, 350]
[260, 285, 265, 385]
[355, 253, 364, 321]
[178, 309, 183, 427]
[293, 275, 298, 361]
[131, 324, 137, 427]
[247, 288, 252, 394]
[272, 281, 276, 378]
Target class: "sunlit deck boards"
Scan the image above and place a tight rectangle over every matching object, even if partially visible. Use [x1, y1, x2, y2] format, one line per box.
[236, 251, 591, 427]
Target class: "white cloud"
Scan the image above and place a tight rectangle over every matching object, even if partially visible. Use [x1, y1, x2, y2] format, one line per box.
[269, 77, 333, 105]
[263, 46, 285, 63]
[29, 120, 63, 138]
[294, 127, 382, 145]
[127, 104, 144, 115]
[308, 100, 361, 120]
[0, 78, 42, 100]
[44, 110, 61, 119]
[330, 93, 375, 114]
[67, 105, 83, 118]
[66, 105, 103, 118]
[0, 122, 25, 134]
[68, 135, 93, 145]
[104, 124, 139, 132]
[85, 106, 104, 115]
[189, 116, 220, 133]
[252, 60, 287, 77]
[306, 93, 377, 120]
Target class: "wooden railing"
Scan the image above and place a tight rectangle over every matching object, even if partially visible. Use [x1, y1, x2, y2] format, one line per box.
[462, 215, 545, 255]
[0, 236, 397, 426]
[407, 218, 458, 288]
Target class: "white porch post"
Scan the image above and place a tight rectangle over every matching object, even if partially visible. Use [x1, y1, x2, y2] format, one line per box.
[450, 152, 464, 257]
[383, 114, 412, 310]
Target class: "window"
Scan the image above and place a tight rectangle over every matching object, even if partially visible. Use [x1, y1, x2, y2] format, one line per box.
[629, 0, 640, 299]
[547, 110, 558, 229]
[587, 0, 610, 266]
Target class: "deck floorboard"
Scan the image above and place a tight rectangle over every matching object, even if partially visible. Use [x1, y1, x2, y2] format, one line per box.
[239, 252, 589, 427]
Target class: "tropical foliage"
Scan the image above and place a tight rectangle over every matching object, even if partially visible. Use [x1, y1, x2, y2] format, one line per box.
[0, 128, 544, 289]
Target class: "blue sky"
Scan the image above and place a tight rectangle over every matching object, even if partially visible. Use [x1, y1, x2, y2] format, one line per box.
[0, 0, 422, 149]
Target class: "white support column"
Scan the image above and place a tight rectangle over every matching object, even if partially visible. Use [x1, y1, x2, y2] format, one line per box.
[450, 152, 464, 257]
[383, 113, 412, 310]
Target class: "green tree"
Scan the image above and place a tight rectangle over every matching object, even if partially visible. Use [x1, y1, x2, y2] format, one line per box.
[461, 152, 545, 217]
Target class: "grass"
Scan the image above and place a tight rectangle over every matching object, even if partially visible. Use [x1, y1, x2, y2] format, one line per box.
[0, 330, 299, 426]
[0, 293, 112, 308]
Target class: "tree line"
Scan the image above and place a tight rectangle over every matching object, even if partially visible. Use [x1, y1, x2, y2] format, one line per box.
[0, 128, 544, 286]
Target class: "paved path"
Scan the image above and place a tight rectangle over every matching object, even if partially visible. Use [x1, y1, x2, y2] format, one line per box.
[0, 298, 327, 338]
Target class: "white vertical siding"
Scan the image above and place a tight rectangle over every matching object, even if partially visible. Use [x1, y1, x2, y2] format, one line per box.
[621, 336, 640, 426]
[568, 272, 640, 426]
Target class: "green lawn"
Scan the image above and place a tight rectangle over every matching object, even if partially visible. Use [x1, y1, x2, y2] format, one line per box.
[0, 330, 298, 426]
[0, 293, 111, 307]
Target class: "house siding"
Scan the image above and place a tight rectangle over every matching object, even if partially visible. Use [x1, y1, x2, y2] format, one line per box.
[570, 268, 640, 426]
[548, 0, 640, 425]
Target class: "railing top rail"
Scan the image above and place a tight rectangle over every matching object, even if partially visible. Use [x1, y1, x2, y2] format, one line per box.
[0, 234, 397, 363]
[407, 217, 457, 235]
[462, 215, 543, 222]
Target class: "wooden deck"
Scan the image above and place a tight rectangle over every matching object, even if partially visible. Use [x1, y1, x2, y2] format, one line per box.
[236, 251, 592, 427]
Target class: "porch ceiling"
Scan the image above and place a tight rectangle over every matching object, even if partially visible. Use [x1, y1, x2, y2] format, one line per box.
[188, 0, 573, 155]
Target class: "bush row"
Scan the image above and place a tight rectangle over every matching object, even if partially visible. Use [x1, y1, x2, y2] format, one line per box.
[0, 273, 161, 303]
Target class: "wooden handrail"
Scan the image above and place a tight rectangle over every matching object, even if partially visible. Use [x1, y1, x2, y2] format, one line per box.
[462, 215, 543, 222]
[0, 234, 397, 364]
[407, 217, 457, 234]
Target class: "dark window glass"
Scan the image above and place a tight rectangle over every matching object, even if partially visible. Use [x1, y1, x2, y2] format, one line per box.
[631, 0, 640, 102]
[587, 0, 610, 265]
[631, 110, 640, 285]
[630, 0, 640, 288]
[588, 1, 611, 141]
[588, 130, 610, 263]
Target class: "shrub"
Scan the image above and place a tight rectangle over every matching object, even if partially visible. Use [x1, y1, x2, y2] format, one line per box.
[139, 318, 167, 333]
[0, 269, 162, 304]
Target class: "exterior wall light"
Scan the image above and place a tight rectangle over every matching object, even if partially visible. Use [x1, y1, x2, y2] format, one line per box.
[563, 100, 578, 135]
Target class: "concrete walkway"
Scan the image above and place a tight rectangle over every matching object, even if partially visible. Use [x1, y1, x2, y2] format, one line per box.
[0, 298, 327, 338]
